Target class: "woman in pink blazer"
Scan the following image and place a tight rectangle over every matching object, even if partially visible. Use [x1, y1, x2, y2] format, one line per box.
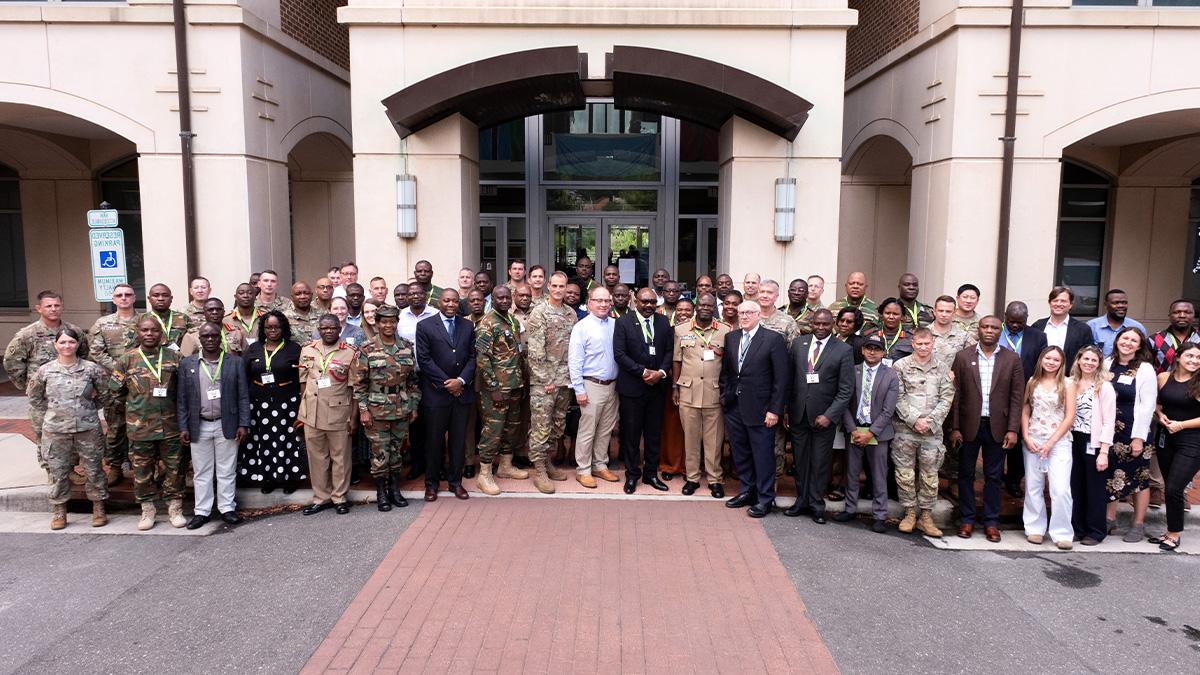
[1069, 345, 1115, 545]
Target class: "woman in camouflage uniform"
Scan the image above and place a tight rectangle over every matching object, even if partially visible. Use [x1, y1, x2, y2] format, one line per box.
[27, 327, 112, 530]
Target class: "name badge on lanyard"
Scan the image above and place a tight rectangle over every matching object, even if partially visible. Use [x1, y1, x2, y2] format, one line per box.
[153, 387, 168, 398]
[807, 373, 821, 384]
[649, 346, 657, 356]
[206, 388, 221, 401]
[261, 372, 276, 385]
[702, 349, 715, 361]
[1117, 374, 1134, 385]
[317, 376, 332, 389]
[882, 358, 894, 368]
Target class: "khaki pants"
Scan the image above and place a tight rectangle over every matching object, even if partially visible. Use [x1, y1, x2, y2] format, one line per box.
[575, 381, 618, 474]
[306, 428, 352, 504]
[679, 405, 724, 484]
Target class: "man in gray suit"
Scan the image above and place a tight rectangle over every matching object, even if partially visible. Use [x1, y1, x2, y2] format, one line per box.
[835, 334, 898, 533]
[785, 309, 856, 522]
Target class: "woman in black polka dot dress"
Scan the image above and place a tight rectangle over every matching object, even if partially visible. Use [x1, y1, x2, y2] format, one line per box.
[239, 311, 307, 493]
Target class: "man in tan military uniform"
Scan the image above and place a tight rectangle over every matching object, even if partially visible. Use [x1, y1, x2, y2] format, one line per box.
[672, 292, 730, 498]
[525, 271, 577, 492]
[181, 298, 235, 356]
[285, 281, 321, 341]
[298, 315, 357, 515]
[223, 283, 261, 353]
[88, 283, 139, 483]
[891, 327, 954, 537]
[4, 290, 89, 467]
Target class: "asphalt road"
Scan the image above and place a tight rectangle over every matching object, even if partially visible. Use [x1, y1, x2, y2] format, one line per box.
[0, 504, 420, 675]
[765, 516, 1200, 674]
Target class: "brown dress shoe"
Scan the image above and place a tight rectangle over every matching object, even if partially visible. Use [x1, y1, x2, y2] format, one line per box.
[594, 468, 620, 482]
[957, 524, 974, 539]
[424, 487, 438, 502]
[985, 526, 1002, 543]
[577, 473, 598, 489]
[453, 485, 469, 500]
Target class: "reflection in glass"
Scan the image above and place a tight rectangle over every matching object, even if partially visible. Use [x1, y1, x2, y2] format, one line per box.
[546, 189, 657, 212]
[0, 162, 27, 308]
[679, 121, 719, 183]
[480, 185, 525, 214]
[609, 224, 650, 289]
[1054, 161, 1110, 316]
[554, 223, 597, 277]
[543, 104, 661, 181]
[99, 158, 145, 304]
[678, 218, 698, 289]
[479, 120, 525, 180]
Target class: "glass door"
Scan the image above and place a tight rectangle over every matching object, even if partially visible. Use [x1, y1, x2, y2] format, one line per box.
[605, 219, 651, 289]
[551, 219, 598, 280]
[549, 216, 653, 290]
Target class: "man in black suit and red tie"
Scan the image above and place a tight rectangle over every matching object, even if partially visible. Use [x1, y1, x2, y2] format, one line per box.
[613, 288, 674, 493]
[720, 300, 790, 518]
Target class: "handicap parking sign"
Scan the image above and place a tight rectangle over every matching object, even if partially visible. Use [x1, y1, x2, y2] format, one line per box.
[89, 228, 127, 301]
[99, 250, 118, 269]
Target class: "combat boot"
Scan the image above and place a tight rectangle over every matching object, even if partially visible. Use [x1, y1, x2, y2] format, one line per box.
[50, 504, 67, 530]
[476, 462, 501, 496]
[898, 507, 917, 533]
[91, 501, 108, 528]
[917, 510, 943, 537]
[138, 502, 157, 531]
[105, 464, 123, 486]
[544, 461, 569, 482]
[376, 478, 393, 512]
[532, 461, 555, 494]
[167, 499, 187, 528]
[495, 454, 528, 480]
[389, 472, 408, 508]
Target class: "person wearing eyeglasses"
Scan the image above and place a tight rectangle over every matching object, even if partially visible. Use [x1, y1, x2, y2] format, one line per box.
[314, 277, 335, 313]
[88, 283, 140, 485]
[567, 286, 622, 488]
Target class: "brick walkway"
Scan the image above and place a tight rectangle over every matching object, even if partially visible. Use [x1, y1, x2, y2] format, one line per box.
[301, 500, 838, 675]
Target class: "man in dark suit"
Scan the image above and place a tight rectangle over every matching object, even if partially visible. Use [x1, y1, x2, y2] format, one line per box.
[835, 334, 898, 533]
[999, 300, 1046, 497]
[720, 300, 789, 518]
[415, 289, 476, 501]
[784, 309, 855, 522]
[949, 315, 1026, 542]
[177, 322, 250, 528]
[613, 288, 674, 493]
[1031, 286, 1094, 369]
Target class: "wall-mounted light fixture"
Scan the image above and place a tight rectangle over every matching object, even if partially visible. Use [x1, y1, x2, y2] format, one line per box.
[774, 177, 796, 242]
[396, 174, 417, 238]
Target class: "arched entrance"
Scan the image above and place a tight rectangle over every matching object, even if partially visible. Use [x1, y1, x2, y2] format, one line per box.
[287, 131, 355, 286]
[838, 134, 913, 292]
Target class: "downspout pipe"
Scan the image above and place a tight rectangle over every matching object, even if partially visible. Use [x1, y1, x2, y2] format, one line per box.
[994, 0, 1024, 315]
[172, 0, 199, 280]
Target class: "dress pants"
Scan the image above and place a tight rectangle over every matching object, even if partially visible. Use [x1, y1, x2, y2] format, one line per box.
[1159, 431, 1200, 533]
[679, 405, 724, 484]
[725, 407, 775, 508]
[659, 397, 686, 475]
[423, 402, 469, 488]
[1070, 431, 1108, 542]
[1004, 440, 1025, 488]
[575, 381, 618, 474]
[191, 419, 238, 516]
[845, 439, 889, 520]
[958, 422, 1007, 526]
[619, 386, 665, 480]
[305, 426, 352, 505]
[1022, 437, 1074, 543]
[792, 419, 837, 514]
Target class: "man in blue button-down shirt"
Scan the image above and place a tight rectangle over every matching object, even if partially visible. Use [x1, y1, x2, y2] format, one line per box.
[567, 287, 621, 488]
[1087, 289, 1146, 357]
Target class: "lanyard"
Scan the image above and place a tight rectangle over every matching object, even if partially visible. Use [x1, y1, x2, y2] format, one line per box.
[316, 347, 338, 374]
[1004, 331, 1022, 352]
[427, 287, 436, 303]
[691, 321, 717, 347]
[153, 310, 173, 336]
[138, 347, 164, 384]
[236, 310, 258, 335]
[639, 315, 655, 343]
[263, 342, 284, 370]
[882, 330, 902, 353]
[905, 302, 920, 326]
[199, 351, 225, 382]
[495, 309, 519, 334]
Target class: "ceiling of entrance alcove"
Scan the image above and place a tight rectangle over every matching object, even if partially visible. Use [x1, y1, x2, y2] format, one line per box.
[0, 103, 127, 140]
[1072, 109, 1200, 148]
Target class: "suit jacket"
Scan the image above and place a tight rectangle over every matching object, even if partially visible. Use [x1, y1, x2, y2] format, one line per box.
[950, 345, 1025, 441]
[176, 353, 251, 440]
[1031, 316, 1093, 368]
[719, 326, 789, 424]
[840, 363, 899, 442]
[1002, 326, 1048, 384]
[415, 313, 476, 407]
[788, 334, 856, 426]
[613, 311, 673, 397]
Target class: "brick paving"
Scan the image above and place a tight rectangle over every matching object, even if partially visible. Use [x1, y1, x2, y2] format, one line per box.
[301, 499, 838, 675]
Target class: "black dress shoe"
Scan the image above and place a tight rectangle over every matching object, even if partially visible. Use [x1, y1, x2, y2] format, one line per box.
[643, 475, 669, 492]
[623, 479, 637, 495]
[282, 485, 296, 495]
[302, 502, 331, 516]
[335, 503, 351, 515]
[682, 480, 699, 496]
[747, 503, 770, 518]
[425, 487, 438, 502]
[710, 483, 725, 499]
[811, 513, 828, 525]
[661, 471, 674, 481]
[726, 492, 755, 508]
[260, 484, 275, 494]
[219, 511, 243, 525]
[186, 514, 211, 530]
[833, 511, 855, 523]
[452, 485, 469, 500]
[463, 465, 477, 479]
[783, 503, 810, 518]
[871, 519, 887, 533]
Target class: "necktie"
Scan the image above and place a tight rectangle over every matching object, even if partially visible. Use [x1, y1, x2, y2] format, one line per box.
[644, 317, 654, 342]
[859, 366, 874, 422]
[809, 339, 823, 373]
[738, 330, 751, 371]
[446, 316, 456, 341]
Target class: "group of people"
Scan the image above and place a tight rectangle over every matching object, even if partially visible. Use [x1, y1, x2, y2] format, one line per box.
[4, 259, 1197, 552]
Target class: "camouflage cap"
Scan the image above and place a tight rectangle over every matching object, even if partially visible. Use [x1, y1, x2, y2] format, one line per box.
[375, 304, 400, 318]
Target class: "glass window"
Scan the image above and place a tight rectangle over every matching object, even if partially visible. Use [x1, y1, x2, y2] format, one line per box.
[480, 185, 525, 214]
[506, 217, 527, 266]
[0, 163, 27, 308]
[679, 121, 719, 183]
[480, 219, 498, 280]
[679, 187, 718, 215]
[479, 120, 525, 181]
[543, 104, 661, 181]
[1184, 179, 1200, 303]
[98, 158, 145, 303]
[546, 189, 657, 212]
[1054, 161, 1111, 316]
[678, 218, 698, 289]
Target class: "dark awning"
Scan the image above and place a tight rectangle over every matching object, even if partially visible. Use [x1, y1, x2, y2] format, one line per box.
[381, 46, 588, 138]
[608, 46, 812, 141]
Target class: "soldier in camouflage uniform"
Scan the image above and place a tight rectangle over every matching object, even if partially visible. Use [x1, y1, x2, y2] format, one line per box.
[474, 286, 527, 495]
[897, 273, 935, 331]
[254, 270, 294, 314]
[352, 304, 421, 511]
[139, 284, 193, 351]
[3, 290, 89, 468]
[111, 318, 186, 530]
[285, 281, 321, 341]
[27, 326, 112, 530]
[828, 272, 880, 334]
[88, 283, 139, 483]
[783, 278, 819, 335]
[891, 327, 955, 537]
[756, 280, 798, 476]
[928, 295, 975, 488]
[525, 271, 577, 493]
[223, 283, 261, 354]
[185, 276, 211, 329]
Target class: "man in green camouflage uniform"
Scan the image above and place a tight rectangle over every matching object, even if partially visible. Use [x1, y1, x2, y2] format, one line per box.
[783, 278, 819, 335]
[474, 286, 527, 495]
[88, 283, 139, 483]
[525, 271, 577, 493]
[111, 318, 186, 530]
[138, 283, 193, 351]
[27, 336, 112, 529]
[891, 327, 954, 537]
[4, 290, 89, 468]
[897, 273, 935, 331]
[284, 281, 321, 341]
[352, 304, 420, 511]
[828, 272, 880, 334]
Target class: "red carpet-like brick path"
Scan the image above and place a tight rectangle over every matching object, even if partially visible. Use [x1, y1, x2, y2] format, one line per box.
[301, 499, 838, 675]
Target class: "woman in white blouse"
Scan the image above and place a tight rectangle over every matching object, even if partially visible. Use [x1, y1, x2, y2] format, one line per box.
[1102, 327, 1159, 543]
